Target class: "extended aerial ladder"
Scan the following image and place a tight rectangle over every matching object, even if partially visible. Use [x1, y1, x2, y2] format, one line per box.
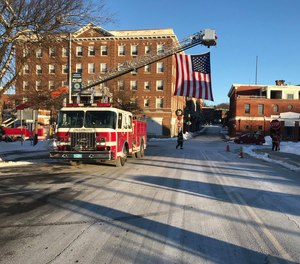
[9, 28, 217, 116]
[78, 28, 217, 95]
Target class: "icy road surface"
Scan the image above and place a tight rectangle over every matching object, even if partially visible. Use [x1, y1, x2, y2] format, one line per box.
[0, 126, 300, 264]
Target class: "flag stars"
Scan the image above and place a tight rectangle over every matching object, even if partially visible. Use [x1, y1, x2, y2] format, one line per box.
[191, 54, 210, 73]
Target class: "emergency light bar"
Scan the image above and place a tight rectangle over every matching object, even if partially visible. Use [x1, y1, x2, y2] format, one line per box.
[66, 103, 111, 107]
[66, 103, 84, 107]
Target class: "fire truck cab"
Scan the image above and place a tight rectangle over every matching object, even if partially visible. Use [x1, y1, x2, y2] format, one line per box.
[50, 103, 147, 167]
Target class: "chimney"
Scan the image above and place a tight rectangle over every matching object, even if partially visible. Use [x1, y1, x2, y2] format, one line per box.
[275, 80, 285, 86]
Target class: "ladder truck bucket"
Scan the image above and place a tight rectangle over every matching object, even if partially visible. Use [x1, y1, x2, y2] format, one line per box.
[201, 29, 217, 47]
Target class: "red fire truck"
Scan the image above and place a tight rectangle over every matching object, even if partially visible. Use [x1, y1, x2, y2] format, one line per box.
[48, 29, 216, 166]
[49, 102, 147, 166]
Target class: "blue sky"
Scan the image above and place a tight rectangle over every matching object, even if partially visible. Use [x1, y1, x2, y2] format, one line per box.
[103, 0, 300, 105]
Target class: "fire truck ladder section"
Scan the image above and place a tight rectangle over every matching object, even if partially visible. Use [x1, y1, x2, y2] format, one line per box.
[80, 29, 217, 93]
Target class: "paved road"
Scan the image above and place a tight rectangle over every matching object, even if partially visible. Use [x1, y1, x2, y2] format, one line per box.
[0, 126, 300, 264]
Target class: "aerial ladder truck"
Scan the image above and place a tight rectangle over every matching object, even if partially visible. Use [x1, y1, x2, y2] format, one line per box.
[49, 28, 217, 166]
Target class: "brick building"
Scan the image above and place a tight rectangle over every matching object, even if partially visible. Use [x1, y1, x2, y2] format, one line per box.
[15, 23, 187, 137]
[228, 80, 300, 141]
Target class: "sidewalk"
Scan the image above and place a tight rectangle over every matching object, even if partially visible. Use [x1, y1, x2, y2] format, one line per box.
[254, 148, 300, 171]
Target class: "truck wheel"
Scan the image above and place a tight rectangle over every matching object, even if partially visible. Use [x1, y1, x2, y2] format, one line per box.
[136, 142, 144, 158]
[116, 147, 127, 167]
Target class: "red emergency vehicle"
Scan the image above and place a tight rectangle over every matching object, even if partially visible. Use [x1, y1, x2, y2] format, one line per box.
[49, 103, 147, 166]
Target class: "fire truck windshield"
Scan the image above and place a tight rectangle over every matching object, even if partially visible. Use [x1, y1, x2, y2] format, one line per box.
[85, 111, 116, 129]
[57, 110, 117, 129]
[57, 111, 84, 128]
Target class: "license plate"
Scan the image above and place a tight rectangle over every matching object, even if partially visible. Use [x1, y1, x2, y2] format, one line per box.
[73, 154, 82, 158]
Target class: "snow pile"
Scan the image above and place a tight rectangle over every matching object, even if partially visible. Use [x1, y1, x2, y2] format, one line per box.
[0, 140, 52, 166]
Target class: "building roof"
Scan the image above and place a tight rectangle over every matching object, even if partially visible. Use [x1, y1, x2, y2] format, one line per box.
[228, 83, 300, 98]
[73, 23, 176, 40]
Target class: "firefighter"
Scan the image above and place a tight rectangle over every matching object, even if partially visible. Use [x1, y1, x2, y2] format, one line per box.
[176, 129, 184, 149]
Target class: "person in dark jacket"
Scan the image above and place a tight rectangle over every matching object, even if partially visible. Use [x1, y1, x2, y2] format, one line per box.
[176, 129, 184, 149]
[272, 133, 280, 151]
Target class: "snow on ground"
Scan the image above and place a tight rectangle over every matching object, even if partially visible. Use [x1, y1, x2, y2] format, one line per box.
[0, 140, 52, 167]
[0, 128, 299, 170]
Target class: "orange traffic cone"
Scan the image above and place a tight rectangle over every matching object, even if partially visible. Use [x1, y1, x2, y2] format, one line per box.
[226, 143, 230, 152]
[239, 147, 244, 158]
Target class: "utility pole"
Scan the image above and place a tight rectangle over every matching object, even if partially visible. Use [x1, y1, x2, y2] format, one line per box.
[68, 33, 72, 103]
[255, 56, 258, 85]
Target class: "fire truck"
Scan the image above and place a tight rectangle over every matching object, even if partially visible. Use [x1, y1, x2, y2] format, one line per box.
[49, 28, 217, 166]
[50, 102, 146, 166]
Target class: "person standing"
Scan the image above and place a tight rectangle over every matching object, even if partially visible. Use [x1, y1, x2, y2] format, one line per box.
[176, 129, 184, 149]
[272, 133, 279, 151]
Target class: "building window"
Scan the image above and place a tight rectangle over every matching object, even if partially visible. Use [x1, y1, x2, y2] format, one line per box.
[244, 104, 250, 114]
[36, 65, 42, 75]
[157, 44, 164, 54]
[88, 63, 95, 74]
[131, 45, 138, 56]
[23, 64, 29, 75]
[258, 104, 264, 115]
[287, 94, 294, 100]
[156, 98, 163, 108]
[144, 99, 149, 107]
[144, 65, 150, 73]
[49, 81, 55, 90]
[131, 68, 138, 75]
[36, 48, 42, 58]
[118, 45, 125, 56]
[49, 47, 56, 57]
[76, 63, 82, 73]
[23, 48, 29, 57]
[100, 63, 107, 74]
[62, 65, 68, 74]
[49, 64, 55, 74]
[156, 62, 164, 73]
[36, 81, 42, 90]
[101, 46, 108, 56]
[156, 80, 164, 91]
[117, 63, 124, 71]
[144, 81, 150, 90]
[270, 90, 282, 99]
[88, 46, 95, 56]
[273, 104, 279, 113]
[118, 80, 124, 91]
[76, 46, 83, 57]
[62, 47, 68, 57]
[23, 81, 28, 91]
[130, 80, 138, 90]
[145, 46, 150, 54]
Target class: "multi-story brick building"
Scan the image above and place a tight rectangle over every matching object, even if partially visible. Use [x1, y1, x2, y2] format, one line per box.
[228, 80, 300, 141]
[15, 23, 188, 137]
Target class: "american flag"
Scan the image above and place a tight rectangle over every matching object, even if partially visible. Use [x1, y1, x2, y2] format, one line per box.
[174, 52, 214, 101]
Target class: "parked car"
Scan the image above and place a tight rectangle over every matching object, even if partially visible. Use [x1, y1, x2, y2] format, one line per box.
[234, 133, 265, 145]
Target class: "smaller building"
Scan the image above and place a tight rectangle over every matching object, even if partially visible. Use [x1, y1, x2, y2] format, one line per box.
[228, 80, 300, 141]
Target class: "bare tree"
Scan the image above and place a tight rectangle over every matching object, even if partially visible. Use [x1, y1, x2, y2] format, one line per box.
[0, 0, 113, 124]
[111, 86, 143, 114]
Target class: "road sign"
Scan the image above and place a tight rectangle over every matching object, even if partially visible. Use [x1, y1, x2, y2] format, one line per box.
[270, 119, 281, 130]
[72, 73, 82, 93]
[177, 122, 182, 127]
